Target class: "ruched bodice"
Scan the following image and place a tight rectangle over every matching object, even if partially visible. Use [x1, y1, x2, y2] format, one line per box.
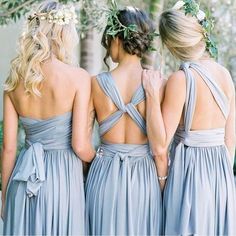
[175, 62, 230, 147]
[20, 111, 72, 150]
[4, 111, 85, 235]
[12, 112, 72, 198]
[96, 72, 146, 136]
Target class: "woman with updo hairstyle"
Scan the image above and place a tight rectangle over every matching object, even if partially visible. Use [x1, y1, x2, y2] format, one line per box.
[1, 0, 95, 234]
[85, 6, 165, 235]
[143, 1, 236, 235]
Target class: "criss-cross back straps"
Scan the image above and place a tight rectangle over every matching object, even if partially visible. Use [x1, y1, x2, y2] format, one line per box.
[180, 62, 230, 132]
[96, 72, 146, 136]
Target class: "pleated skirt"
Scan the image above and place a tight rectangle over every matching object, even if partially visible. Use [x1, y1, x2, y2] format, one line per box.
[164, 142, 236, 235]
[85, 142, 163, 235]
[4, 148, 85, 235]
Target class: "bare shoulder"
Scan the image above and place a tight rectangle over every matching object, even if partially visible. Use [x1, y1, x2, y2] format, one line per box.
[69, 66, 91, 89]
[166, 70, 186, 92]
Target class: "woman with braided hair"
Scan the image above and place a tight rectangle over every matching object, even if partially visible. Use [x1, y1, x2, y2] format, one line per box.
[85, 6, 165, 235]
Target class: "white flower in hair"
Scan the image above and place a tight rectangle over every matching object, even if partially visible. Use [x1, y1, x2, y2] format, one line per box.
[172, 0, 185, 10]
[28, 5, 78, 26]
[196, 10, 206, 21]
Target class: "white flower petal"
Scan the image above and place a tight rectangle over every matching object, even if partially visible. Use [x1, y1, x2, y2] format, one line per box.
[172, 1, 185, 10]
[197, 10, 206, 21]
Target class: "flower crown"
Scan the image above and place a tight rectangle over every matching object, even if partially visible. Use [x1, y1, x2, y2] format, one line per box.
[105, 0, 158, 51]
[28, 6, 78, 26]
[173, 0, 218, 59]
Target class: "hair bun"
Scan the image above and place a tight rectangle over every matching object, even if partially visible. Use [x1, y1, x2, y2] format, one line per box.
[122, 31, 152, 57]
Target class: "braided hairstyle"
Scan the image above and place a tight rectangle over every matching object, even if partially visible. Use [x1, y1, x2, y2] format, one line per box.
[101, 6, 155, 69]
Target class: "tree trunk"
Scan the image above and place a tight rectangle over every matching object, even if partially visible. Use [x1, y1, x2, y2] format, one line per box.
[142, 0, 164, 69]
[80, 29, 95, 73]
[79, 29, 101, 149]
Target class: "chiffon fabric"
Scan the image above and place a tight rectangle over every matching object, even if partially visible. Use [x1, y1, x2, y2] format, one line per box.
[85, 72, 163, 235]
[164, 62, 236, 235]
[4, 112, 85, 235]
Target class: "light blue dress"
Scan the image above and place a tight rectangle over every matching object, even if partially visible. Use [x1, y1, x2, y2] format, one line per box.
[85, 72, 163, 235]
[3, 112, 85, 235]
[164, 62, 236, 235]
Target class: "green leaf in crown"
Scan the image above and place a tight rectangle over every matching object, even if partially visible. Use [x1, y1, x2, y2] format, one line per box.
[104, 0, 158, 50]
[175, 0, 218, 59]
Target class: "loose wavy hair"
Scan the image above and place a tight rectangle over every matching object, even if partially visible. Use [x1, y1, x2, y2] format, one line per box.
[4, 0, 79, 96]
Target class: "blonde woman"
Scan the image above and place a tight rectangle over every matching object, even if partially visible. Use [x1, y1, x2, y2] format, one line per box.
[1, 0, 95, 234]
[142, 1, 236, 235]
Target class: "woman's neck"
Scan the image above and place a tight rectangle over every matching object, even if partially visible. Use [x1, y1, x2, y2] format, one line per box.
[117, 54, 143, 71]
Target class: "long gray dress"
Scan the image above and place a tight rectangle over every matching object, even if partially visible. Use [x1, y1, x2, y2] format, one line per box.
[164, 62, 236, 235]
[85, 72, 162, 235]
[3, 112, 85, 235]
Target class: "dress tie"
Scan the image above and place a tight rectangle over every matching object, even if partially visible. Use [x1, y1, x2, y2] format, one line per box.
[13, 142, 45, 198]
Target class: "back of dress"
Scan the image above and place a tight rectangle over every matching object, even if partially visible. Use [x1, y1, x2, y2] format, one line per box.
[164, 62, 236, 236]
[3, 61, 86, 235]
[85, 71, 163, 235]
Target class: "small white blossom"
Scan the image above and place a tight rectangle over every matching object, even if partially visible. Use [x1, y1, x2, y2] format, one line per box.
[197, 10, 206, 21]
[29, 5, 78, 26]
[172, 1, 185, 10]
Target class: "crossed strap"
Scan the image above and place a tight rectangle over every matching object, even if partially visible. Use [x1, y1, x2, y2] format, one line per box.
[96, 72, 147, 136]
[13, 142, 45, 198]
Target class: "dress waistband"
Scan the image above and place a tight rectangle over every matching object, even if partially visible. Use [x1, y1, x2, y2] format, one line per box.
[174, 128, 225, 147]
[97, 142, 152, 161]
[25, 139, 71, 150]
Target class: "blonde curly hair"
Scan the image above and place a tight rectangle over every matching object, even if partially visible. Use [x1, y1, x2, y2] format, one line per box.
[4, 0, 79, 96]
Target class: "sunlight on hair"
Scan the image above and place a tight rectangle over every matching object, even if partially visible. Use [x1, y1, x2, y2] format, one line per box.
[159, 10, 206, 61]
[4, 0, 79, 96]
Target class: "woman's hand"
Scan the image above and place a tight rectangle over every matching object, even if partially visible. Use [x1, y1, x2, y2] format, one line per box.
[142, 69, 164, 100]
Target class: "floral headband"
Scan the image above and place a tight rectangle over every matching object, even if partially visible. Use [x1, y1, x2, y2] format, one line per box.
[173, 0, 218, 59]
[28, 6, 78, 26]
[105, 0, 159, 51]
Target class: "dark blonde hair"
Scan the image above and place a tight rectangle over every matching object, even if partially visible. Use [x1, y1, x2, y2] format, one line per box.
[159, 9, 206, 61]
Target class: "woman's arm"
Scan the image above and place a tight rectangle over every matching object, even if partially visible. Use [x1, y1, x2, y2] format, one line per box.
[143, 70, 186, 150]
[1, 92, 18, 219]
[143, 70, 168, 190]
[143, 70, 167, 155]
[225, 74, 235, 166]
[143, 70, 186, 189]
[71, 69, 96, 163]
[83, 89, 96, 179]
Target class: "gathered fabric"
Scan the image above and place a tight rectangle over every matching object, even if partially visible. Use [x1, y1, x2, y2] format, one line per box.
[164, 62, 236, 236]
[85, 72, 163, 235]
[4, 112, 85, 235]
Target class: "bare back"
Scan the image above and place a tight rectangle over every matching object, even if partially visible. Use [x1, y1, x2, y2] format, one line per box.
[92, 68, 147, 144]
[9, 58, 83, 119]
[179, 61, 233, 130]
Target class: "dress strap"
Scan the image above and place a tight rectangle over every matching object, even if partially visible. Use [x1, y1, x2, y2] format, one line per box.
[180, 62, 230, 132]
[96, 72, 146, 136]
[180, 63, 197, 132]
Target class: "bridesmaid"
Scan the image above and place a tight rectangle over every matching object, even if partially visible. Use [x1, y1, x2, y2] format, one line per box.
[85, 6, 166, 235]
[143, 1, 236, 235]
[1, 0, 95, 235]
